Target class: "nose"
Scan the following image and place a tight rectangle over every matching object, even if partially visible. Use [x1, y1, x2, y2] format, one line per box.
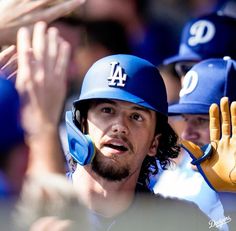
[181, 122, 199, 142]
[111, 116, 129, 135]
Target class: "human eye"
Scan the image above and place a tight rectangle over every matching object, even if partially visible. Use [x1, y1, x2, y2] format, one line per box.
[130, 113, 143, 121]
[182, 116, 188, 122]
[197, 117, 209, 125]
[101, 106, 114, 114]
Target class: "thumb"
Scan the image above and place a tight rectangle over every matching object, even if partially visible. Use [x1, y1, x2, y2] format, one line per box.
[181, 140, 203, 160]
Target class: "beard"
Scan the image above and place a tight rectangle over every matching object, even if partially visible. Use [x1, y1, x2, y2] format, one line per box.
[91, 152, 130, 181]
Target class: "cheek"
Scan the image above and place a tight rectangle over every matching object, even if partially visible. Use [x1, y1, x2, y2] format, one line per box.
[132, 129, 155, 152]
[201, 129, 210, 142]
[87, 120, 105, 146]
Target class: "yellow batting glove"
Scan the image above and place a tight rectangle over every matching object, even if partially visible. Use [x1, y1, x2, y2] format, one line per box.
[181, 97, 236, 192]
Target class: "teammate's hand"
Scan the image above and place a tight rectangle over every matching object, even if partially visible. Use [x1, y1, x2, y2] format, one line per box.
[0, 45, 17, 81]
[0, 0, 86, 45]
[15, 21, 71, 175]
[16, 21, 71, 137]
[181, 97, 236, 192]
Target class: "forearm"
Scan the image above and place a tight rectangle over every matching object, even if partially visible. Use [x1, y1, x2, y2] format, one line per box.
[26, 125, 66, 176]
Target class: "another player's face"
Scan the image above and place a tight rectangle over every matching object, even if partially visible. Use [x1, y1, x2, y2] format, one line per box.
[181, 114, 210, 146]
[87, 99, 159, 181]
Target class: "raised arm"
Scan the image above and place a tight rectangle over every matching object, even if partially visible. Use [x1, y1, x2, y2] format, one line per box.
[0, 0, 86, 45]
[181, 97, 236, 192]
[16, 21, 71, 176]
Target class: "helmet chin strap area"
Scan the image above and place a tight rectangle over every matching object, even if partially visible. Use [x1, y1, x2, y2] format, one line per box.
[66, 111, 95, 166]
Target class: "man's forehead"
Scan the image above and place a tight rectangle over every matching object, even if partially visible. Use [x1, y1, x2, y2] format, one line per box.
[92, 99, 153, 112]
[182, 114, 209, 119]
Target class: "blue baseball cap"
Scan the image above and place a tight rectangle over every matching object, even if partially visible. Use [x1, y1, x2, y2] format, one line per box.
[0, 78, 24, 152]
[168, 57, 236, 115]
[74, 54, 168, 116]
[163, 13, 236, 65]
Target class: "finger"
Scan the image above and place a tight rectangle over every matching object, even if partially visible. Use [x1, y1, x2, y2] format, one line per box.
[0, 0, 16, 11]
[55, 39, 71, 81]
[231, 101, 236, 139]
[209, 103, 220, 141]
[6, 71, 17, 84]
[220, 97, 231, 138]
[181, 140, 203, 159]
[0, 45, 16, 69]
[3, 0, 53, 21]
[1, 56, 18, 77]
[26, 0, 86, 24]
[32, 21, 47, 75]
[24, 0, 56, 10]
[33, 21, 47, 60]
[46, 26, 59, 73]
[45, 0, 87, 19]
[16, 27, 32, 89]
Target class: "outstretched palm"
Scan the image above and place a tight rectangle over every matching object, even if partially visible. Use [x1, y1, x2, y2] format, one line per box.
[181, 97, 236, 192]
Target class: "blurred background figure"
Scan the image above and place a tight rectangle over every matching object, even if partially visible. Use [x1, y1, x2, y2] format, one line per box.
[163, 11, 236, 82]
[154, 58, 236, 231]
[157, 10, 236, 176]
[73, 19, 130, 94]
[50, 17, 82, 95]
[75, 0, 178, 66]
[52, 16, 130, 108]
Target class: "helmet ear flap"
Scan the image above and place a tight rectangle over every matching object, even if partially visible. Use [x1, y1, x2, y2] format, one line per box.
[66, 111, 95, 166]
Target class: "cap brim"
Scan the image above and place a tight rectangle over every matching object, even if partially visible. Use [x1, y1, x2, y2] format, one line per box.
[168, 103, 210, 115]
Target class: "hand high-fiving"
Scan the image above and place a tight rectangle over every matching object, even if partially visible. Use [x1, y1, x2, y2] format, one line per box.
[0, 0, 86, 45]
[15, 21, 71, 175]
[181, 97, 236, 192]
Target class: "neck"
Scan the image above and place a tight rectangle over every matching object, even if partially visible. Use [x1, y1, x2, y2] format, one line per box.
[72, 165, 139, 217]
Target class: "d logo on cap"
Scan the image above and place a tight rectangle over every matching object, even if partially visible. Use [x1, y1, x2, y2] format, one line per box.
[179, 71, 199, 97]
[188, 20, 215, 46]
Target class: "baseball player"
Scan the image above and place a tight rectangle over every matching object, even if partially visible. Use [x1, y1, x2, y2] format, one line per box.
[65, 54, 213, 230]
[167, 58, 236, 230]
[163, 11, 236, 81]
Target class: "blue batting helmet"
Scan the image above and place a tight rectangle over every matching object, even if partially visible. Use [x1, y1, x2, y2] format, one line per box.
[74, 54, 168, 115]
[66, 54, 167, 166]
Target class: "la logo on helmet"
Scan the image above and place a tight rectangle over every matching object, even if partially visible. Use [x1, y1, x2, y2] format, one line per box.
[108, 62, 127, 87]
[179, 71, 198, 97]
[188, 20, 215, 46]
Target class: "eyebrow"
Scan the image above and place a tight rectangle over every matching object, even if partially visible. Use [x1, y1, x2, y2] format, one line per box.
[93, 99, 153, 115]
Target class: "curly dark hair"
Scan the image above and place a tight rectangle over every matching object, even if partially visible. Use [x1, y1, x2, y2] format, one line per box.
[72, 99, 180, 189]
[137, 113, 180, 190]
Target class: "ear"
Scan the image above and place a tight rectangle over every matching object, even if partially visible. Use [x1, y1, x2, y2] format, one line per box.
[147, 134, 160, 157]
